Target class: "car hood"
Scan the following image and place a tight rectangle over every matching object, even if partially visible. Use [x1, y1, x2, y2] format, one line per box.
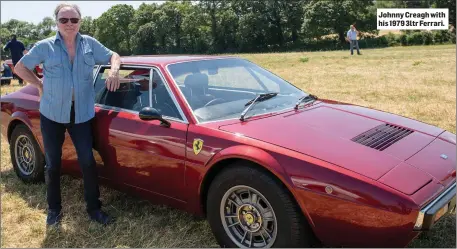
[219, 101, 453, 193]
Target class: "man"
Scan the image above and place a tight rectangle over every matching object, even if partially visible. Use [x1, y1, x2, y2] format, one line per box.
[3, 34, 26, 84]
[14, 2, 121, 226]
[347, 25, 361, 55]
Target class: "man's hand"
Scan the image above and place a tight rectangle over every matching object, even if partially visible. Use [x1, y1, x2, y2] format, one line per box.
[105, 69, 120, 92]
[106, 52, 121, 92]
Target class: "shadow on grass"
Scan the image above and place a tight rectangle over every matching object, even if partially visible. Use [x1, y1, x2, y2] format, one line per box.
[1, 167, 218, 247]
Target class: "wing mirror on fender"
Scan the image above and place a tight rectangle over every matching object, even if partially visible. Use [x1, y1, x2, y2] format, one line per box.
[139, 106, 171, 127]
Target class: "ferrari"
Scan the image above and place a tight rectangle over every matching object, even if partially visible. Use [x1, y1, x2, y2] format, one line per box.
[1, 55, 455, 248]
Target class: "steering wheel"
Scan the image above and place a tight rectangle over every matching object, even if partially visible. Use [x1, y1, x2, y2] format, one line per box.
[204, 98, 226, 107]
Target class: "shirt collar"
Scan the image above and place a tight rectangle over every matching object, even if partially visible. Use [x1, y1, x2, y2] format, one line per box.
[53, 31, 83, 44]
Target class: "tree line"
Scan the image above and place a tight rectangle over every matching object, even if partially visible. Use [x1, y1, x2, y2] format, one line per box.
[1, 0, 455, 57]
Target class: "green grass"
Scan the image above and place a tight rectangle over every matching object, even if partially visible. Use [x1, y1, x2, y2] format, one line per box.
[1, 44, 456, 248]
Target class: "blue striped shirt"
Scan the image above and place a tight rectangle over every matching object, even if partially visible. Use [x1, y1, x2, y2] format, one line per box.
[19, 32, 113, 124]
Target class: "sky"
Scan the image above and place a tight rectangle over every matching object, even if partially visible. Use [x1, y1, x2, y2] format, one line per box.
[1, 1, 166, 24]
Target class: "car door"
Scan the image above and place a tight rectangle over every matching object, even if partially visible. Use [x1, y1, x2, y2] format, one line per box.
[92, 65, 189, 201]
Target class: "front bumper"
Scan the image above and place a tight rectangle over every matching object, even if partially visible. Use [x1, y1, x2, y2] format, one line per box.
[414, 181, 456, 231]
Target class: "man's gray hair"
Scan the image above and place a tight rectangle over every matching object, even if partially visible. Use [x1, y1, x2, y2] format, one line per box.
[54, 2, 81, 19]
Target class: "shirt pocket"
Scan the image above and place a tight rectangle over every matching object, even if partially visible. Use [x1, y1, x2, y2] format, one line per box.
[43, 57, 63, 78]
[83, 49, 95, 81]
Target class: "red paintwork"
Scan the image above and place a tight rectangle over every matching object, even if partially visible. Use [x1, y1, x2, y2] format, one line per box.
[1, 55, 455, 247]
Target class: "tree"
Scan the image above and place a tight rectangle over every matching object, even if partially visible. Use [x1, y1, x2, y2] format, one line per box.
[302, 0, 376, 43]
[199, 0, 238, 53]
[393, 0, 432, 8]
[180, 3, 211, 53]
[232, 0, 271, 52]
[94, 4, 135, 55]
[37, 17, 55, 38]
[283, 0, 306, 45]
[1, 28, 12, 59]
[80, 16, 95, 36]
[2, 19, 35, 40]
[131, 22, 157, 55]
[433, 0, 456, 27]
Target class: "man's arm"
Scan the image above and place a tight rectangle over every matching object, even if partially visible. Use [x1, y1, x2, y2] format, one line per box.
[88, 35, 121, 92]
[106, 52, 121, 92]
[14, 62, 43, 93]
[15, 42, 46, 96]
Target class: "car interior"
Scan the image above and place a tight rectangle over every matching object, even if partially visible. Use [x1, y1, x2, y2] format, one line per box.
[94, 67, 181, 120]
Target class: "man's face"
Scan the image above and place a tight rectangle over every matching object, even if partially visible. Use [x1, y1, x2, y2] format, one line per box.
[56, 7, 80, 37]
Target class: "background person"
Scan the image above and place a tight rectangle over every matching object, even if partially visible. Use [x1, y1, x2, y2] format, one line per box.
[3, 34, 26, 84]
[347, 25, 361, 55]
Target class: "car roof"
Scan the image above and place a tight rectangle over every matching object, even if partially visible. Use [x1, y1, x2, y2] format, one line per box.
[119, 55, 235, 67]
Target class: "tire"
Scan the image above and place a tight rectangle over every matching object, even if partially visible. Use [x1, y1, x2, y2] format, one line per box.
[10, 124, 45, 183]
[206, 162, 314, 248]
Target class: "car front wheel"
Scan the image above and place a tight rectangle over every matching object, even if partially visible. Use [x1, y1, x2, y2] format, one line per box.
[9, 124, 45, 183]
[206, 163, 314, 248]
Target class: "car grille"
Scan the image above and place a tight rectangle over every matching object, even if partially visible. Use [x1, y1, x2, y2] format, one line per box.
[351, 123, 414, 151]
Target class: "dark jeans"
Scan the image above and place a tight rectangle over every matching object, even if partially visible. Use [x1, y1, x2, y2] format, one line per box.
[350, 40, 361, 55]
[40, 102, 101, 214]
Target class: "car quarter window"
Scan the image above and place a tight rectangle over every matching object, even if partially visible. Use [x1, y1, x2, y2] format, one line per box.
[93, 66, 183, 120]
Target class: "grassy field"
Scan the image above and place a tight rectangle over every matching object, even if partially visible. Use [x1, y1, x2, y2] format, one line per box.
[1, 44, 456, 248]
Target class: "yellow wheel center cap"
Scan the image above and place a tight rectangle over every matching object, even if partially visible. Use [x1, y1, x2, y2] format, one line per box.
[245, 214, 254, 224]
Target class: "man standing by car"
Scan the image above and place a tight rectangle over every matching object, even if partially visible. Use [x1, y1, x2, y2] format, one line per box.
[14, 2, 121, 227]
[3, 34, 26, 84]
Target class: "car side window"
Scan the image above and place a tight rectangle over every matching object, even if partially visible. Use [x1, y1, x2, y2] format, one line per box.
[150, 70, 182, 120]
[94, 66, 183, 120]
[94, 67, 150, 112]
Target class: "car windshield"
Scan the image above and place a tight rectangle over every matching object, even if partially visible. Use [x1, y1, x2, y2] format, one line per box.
[167, 58, 307, 122]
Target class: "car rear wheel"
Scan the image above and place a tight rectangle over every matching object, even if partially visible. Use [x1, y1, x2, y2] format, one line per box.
[10, 124, 45, 183]
[206, 163, 314, 248]
[1, 79, 11, 85]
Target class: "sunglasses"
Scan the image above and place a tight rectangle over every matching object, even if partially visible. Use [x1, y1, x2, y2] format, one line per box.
[58, 18, 80, 24]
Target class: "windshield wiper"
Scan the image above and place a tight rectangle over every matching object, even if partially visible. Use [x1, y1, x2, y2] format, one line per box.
[294, 94, 317, 110]
[240, 92, 278, 121]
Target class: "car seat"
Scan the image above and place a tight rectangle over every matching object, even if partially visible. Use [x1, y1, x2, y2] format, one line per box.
[183, 73, 215, 109]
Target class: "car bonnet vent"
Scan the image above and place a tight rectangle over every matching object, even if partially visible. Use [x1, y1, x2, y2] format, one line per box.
[351, 124, 414, 151]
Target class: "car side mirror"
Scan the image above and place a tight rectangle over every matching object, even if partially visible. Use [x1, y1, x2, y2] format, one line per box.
[139, 107, 171, 127]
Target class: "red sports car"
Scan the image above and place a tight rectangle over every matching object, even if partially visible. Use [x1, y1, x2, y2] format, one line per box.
[1, 56, 455, 248]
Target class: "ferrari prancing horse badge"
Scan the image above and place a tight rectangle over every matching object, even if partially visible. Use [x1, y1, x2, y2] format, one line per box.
[193, 138, 204, 155]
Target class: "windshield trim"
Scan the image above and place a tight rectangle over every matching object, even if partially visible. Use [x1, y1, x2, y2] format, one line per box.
[198, 105, 299, 125]
[165, 57, 306, 125]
